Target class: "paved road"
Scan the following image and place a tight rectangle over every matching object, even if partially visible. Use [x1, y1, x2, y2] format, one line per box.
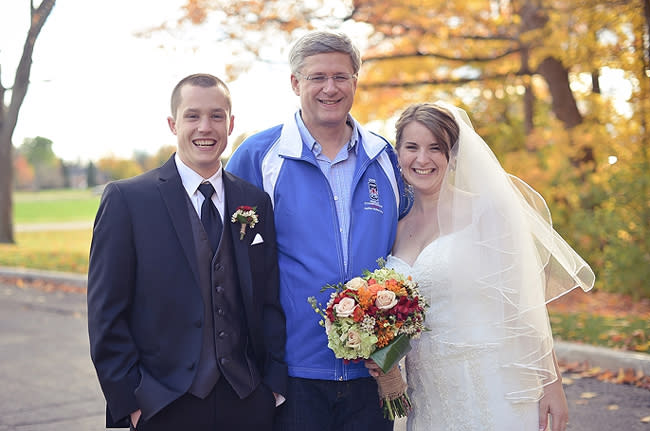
[0, 282, 105, 430]
[562, 373, 650, 431]
[0, 280, 648, 430]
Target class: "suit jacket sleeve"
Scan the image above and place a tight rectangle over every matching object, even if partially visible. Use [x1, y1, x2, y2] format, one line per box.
[87, 182, 140, 424]
[256, 192, 288, 396]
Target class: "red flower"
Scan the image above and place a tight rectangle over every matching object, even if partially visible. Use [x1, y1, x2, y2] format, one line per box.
[390, 297, 422, 321]
[365, 304, 379, 317]
[352, 306, 365, 322]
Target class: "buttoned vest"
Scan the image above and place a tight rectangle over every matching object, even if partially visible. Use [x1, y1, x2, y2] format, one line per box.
[186, 197, 261, 399]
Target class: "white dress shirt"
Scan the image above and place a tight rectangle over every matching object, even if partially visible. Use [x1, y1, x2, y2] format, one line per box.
[175, 153, 225, 222]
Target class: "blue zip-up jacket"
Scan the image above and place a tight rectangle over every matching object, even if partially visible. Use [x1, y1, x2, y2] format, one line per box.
[226, 112, 410, 381]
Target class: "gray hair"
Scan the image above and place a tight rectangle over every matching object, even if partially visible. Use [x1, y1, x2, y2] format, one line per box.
[288, 31, 362, 75]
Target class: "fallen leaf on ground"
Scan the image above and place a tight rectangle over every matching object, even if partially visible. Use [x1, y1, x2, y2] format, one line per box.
[560, 360, 650, 390]
[0, 276, 85, 294]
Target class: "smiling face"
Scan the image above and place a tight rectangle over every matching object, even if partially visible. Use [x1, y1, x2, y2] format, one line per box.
[397, 121, 450, 197]
[291, 52, 357, 131]
[167, 83, 234, 178]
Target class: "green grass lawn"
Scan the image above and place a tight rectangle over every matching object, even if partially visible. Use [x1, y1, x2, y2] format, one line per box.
[14, 188, 100, 224]
[550, 312, 650, 353]
[0, 229, 91, 274]
[1, 189, 98, 273]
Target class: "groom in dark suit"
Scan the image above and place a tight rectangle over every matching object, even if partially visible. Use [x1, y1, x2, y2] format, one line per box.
[88, 73, 287, 431]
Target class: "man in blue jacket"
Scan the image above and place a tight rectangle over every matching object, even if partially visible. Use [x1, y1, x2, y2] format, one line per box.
[227, 31, 410, 430]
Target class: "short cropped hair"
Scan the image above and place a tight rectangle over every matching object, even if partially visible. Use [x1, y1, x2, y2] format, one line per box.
[170, 73, 231, 119]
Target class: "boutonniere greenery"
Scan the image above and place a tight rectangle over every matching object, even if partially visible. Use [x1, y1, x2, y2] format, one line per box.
[231, 205, 258, 240]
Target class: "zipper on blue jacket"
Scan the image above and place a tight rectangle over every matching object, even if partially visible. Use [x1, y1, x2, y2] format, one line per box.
[296, 152, 348, 283]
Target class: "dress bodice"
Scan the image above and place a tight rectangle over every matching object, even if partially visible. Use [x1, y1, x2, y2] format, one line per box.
[386, 233, 454, 332]
[386, 230, 539, 431]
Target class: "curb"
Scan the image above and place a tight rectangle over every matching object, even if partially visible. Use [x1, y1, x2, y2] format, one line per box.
[0, 266, 87, 288]
[554, 340, 650, 375]
[1, 266, 649, 374]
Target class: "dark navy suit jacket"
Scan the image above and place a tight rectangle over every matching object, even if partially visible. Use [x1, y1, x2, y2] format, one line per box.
[87, 155, 287, 427]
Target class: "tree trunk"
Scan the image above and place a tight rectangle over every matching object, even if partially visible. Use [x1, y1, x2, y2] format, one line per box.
[592, 70, 601, 94]
[519, 0, 582, 130]
[520, 47, 534, 135]
[523, 83, 534, 137]
[0, 0, 56, 243]
[0, 131, 13, 244]
[645, 0, 650, 65]
[536, 57, 583, 129]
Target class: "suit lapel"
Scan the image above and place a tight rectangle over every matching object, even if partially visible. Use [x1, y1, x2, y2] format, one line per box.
[157, 156, 201, 288]
[223, 172, 253, 304]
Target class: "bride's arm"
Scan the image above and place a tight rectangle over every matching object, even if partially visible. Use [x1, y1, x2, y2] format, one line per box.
[538, 350, 568, 431]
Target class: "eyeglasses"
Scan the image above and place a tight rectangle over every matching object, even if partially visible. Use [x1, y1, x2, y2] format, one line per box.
[295, 72, 357, 84]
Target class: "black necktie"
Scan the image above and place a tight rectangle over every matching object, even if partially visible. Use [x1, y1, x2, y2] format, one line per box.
[198, 182, 222, 253]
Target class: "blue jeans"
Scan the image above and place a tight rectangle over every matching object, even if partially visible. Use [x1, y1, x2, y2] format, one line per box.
[273, 377, 393, 431]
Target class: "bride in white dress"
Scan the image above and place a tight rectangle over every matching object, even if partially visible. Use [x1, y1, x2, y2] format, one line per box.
[381, 102, 594, 431]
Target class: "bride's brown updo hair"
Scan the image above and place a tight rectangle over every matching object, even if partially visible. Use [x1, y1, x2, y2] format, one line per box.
[395, 103, 460, 161]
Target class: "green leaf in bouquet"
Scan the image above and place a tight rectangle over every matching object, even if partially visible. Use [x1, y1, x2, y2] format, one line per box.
[370, 333, 412, 374]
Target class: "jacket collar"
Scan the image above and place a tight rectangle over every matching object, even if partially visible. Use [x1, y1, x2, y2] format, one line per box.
[276, 110, 386, 161]
[157, 155, 201, 288]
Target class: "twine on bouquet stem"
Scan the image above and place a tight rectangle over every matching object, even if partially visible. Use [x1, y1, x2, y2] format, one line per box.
[376, 365, 412, 420]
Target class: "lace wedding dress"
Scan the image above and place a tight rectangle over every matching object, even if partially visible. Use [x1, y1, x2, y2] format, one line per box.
[387, 231, 539, 431]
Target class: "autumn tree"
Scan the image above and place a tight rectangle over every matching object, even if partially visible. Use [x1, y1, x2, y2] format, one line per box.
[17, 136, 63, 189]
[96, 155, 143, 181]
[20, 135, 56, 165]
[13, 153, 35, 190]
[0, 0, 56, 243]
[163, 1, 635, 173]
[135, 145, 176, 171]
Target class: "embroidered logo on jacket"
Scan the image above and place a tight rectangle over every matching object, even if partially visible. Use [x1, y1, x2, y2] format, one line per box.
[364, 178, 384, 213]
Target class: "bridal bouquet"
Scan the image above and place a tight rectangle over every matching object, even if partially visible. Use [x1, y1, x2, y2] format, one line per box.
[308, 259, 427, 419]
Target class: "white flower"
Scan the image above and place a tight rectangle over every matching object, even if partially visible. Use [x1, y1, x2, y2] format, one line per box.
[334, 297, 357, 318]
[375, 290, 398, 310]
[346, 329, 362, 349]
[345, 277, 368, 291]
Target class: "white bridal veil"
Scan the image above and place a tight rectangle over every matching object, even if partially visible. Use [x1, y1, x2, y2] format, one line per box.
[431, 101, 595, 401]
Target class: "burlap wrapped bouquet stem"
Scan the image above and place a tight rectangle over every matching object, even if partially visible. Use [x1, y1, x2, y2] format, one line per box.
[376, 365, 412, 420]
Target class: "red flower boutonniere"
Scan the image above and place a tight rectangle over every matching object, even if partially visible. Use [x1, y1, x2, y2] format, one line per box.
[231, 206, 258, 240]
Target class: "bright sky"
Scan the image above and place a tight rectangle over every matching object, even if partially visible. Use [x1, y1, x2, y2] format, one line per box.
[1, 0, 298, 162]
